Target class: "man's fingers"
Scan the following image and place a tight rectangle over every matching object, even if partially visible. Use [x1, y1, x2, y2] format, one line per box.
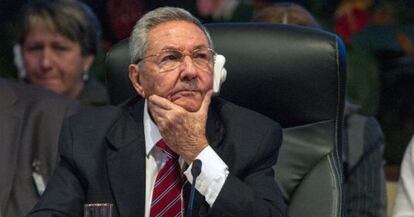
[148, 94, 185, 126]
[148, 95, 183, 113]
[149, 90, 212, 118]
[148, 95, 173, 110]
[198, 90, 213, 114]
[148, 95, 171, 127]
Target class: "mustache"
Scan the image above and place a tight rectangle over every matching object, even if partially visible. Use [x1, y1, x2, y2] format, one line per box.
[173, 81, 199, 92]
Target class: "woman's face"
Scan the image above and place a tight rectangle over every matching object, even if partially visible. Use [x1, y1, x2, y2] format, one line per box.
[22, 25, 94, 98]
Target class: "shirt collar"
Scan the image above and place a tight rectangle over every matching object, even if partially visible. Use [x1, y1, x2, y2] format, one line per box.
[143, 100, 162, 156]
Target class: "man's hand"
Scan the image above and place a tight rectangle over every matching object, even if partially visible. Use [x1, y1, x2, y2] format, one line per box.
[148, 90, 213, 163]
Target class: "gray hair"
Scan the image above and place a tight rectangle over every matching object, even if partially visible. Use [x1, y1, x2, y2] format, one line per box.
[18, 0, 101, 56]
[129, 7, 213, 64]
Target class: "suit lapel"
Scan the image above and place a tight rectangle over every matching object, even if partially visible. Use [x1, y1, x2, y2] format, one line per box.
[106, 99, 146, 217]
[206, 97, 225, 151]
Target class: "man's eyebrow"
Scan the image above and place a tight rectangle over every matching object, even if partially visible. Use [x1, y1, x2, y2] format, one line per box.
[194, 45, 209, 50]
[160, 46, 180, 51]
[160, 45, 209, 51]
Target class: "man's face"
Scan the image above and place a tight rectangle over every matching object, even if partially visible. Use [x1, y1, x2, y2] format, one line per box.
[22, 24, 94, 98]
[130, 21, 213, 112]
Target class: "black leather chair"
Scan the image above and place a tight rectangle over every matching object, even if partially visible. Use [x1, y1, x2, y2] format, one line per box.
[105, 23, 346, 217]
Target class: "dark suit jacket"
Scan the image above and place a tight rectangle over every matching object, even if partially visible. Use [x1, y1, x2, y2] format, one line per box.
[28, 97, 287, 217]
[77, 77, 109, 107]
[0, 78, 80, 217]
[344, 113, 387, 217]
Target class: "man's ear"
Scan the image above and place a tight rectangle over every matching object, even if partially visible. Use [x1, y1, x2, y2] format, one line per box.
[129, 64, 146, 97]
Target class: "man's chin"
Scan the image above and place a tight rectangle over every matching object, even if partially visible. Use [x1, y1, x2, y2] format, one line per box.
[170, 91, 203, 112]
[172, 98, 201, 112]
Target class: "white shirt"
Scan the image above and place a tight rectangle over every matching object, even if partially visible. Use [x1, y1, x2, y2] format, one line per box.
[393, 135, 414, 217]
[143, 101, 229, 217]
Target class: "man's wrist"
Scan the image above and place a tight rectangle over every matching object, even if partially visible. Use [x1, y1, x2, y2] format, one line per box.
[182, 139, 209, 163]
[184, 146, 229, 207]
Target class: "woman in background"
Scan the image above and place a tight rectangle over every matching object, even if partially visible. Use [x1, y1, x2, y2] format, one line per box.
[16, 0, 108, 106]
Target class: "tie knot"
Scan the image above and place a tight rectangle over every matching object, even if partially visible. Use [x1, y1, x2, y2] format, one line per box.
[156, 139, 178, 159]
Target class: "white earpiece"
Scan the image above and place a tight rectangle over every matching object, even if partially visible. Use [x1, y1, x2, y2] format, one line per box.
[13, 44, 26, 79]
[213, 54, 227, 94]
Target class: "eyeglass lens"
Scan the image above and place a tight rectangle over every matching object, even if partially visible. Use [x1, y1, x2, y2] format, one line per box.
[155, 48, 214, 72]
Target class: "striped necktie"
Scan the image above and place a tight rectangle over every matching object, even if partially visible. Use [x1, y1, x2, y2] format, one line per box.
[150, 139, 184, 217]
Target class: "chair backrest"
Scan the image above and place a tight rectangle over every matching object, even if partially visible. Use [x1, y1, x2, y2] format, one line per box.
[105, 23, 346, 217]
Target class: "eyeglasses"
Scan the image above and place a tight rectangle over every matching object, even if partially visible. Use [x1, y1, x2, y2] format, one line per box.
[136, 47, 216, 73]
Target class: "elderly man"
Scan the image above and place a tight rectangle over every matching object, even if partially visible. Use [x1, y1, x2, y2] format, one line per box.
[27, 7, 287, 217]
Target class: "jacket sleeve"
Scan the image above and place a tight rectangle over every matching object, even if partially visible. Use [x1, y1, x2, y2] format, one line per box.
[27, 119, 85, 217]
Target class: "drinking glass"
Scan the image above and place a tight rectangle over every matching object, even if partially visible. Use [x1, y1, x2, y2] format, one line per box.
[84, 203, 113, 217]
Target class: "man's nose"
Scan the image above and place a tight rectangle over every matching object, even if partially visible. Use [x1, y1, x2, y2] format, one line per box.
[179, 55, 198, 80]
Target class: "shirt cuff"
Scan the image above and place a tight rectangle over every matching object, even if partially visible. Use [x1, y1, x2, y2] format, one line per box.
[184, 145, 229, 207]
